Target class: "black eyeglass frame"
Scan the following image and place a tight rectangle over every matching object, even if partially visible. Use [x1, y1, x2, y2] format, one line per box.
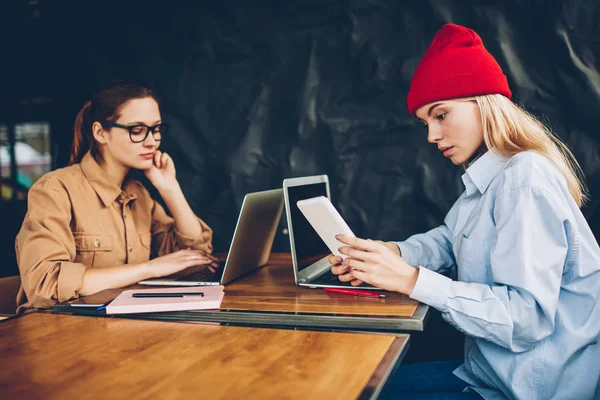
[104, 121, 165, 143]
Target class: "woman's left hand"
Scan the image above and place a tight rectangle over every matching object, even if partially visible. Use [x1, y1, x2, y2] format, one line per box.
[336, 234, 420, 295]
[144, 150, 179, 193]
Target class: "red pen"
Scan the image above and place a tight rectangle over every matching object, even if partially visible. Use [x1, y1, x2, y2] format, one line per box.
[324, 288, 385, 298]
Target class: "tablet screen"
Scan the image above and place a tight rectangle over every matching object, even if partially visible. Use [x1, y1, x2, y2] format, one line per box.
[286, 182, 330, 271]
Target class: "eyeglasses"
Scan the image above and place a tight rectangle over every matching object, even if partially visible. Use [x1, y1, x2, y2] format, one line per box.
[104, 121, 165, 143]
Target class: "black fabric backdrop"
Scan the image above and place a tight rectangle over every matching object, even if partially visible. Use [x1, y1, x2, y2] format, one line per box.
[5, 0, 600, 255]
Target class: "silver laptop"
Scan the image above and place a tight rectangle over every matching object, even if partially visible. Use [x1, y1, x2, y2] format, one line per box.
[139, 188, 284, 286]
[283, 175, 376, 290]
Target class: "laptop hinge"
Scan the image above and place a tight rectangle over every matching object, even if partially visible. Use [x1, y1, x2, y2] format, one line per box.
[298, 256, 331, 282]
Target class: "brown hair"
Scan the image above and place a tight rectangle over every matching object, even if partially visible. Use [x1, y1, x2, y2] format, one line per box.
[69, 82, 159, 165]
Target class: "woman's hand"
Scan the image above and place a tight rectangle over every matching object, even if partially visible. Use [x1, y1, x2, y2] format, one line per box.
[146, 249, 220, 278]
[328, 240, 400, 286]
[328, 235, 419, 295]
[144, 150, 179, 193]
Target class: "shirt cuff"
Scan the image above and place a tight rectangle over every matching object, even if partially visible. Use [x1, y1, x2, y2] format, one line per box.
[409, 266, 452, 311]
[396, 241, 419, 267]
[57, 261, 87, 302]
[174, 217, 213, 253]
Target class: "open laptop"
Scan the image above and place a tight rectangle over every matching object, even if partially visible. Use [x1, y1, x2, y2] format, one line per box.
[139, 188, 284, 286]
[283, 175, 376, 290]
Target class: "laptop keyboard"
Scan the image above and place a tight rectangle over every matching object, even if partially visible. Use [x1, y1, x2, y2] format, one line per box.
[178, 266, 221, 282]
[312, 269, 374, 287]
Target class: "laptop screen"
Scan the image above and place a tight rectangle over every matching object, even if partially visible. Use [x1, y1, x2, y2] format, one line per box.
[287, 182, 330, 272]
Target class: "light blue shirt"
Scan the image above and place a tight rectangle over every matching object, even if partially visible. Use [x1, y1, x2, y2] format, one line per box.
[397, 151, 600, 400]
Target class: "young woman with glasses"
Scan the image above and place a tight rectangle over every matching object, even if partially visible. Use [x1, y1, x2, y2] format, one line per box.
[329, 24, 600, 399]
[15, 82, 218, 313]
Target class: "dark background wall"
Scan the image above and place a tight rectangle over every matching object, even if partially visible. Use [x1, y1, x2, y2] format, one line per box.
[2, 0, 599, 259]
[3, 0, 600, 271]
[1, 0, 599, 363]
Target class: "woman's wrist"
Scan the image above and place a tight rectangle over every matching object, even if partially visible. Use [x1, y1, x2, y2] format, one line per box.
[139, 260, 155, 279]
[392, 263, 419, 295]
[157, 181, 182, 197]
[403, 267, 419, 295]
[383, 241, 401, 256]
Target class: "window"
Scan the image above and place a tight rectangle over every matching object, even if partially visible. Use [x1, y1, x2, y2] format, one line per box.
[0, 122, 51, 200]
[0, 124, 8, 180]
[14, 122, 52, 187]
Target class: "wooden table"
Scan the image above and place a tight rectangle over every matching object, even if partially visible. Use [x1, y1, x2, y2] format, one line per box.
[54, 253, 429, 332]
[0, 313, 409, 399]
[123, 253, 429, 332]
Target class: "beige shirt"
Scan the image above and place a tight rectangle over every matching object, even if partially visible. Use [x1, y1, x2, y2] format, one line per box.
[15, 152, 213, 313]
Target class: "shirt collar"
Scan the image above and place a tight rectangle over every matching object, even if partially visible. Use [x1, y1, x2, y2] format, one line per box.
[461, 150, 509, 196]
[80, 152, 138, 207]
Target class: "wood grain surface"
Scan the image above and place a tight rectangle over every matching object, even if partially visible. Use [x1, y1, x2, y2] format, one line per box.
[220, 253, 419, 317]
[0, 313, 408, 400]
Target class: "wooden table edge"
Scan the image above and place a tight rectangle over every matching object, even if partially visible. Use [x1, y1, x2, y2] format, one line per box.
[15, 300, 430, 333]
[0, 314, 19, 323]
[358, 334, 410, 400]
[108, 302, 430, 332]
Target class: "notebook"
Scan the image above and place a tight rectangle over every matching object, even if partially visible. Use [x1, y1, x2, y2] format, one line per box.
[104, 286, 225, 314]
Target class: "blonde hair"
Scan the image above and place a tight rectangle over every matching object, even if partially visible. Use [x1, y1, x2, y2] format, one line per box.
[467, 94, 587, 206]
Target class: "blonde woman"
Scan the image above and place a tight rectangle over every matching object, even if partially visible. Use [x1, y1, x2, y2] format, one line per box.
[16, 82, 219, 313]
[330, 24, 600, 399]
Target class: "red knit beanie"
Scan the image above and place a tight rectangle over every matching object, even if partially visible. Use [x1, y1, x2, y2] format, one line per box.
[407, 24, 512, 116]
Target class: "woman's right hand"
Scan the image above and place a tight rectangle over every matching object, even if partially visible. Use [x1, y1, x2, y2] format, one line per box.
[328, 240, 400, 286]
[145, 249, 219, 278]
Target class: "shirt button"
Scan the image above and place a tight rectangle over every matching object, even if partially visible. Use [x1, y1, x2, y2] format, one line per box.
[129, 247, 133, 252]
[123, 214, 127, 219]
[94, 240, 100, 247]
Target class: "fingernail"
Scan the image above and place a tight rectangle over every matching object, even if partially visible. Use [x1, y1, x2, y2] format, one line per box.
[336, 257, 342, 263]
[335, 234, 341, 239]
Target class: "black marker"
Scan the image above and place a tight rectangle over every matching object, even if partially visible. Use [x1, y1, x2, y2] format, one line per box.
[132, 292, 204, 298]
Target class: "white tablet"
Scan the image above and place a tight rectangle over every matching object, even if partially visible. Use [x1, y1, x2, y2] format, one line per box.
[296, 196, 355, 259]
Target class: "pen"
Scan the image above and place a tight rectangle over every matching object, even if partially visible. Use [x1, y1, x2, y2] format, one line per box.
[132, 292, 204, 298]
[323, 288, 385, 298]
